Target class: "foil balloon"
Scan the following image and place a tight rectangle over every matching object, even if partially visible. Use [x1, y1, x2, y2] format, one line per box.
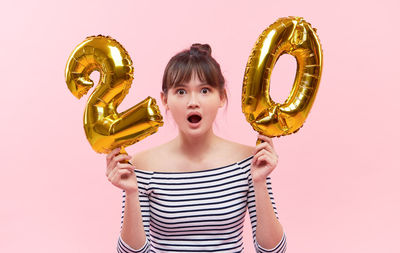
[242, 16, 323, 140]
[65, 35, 163, 154]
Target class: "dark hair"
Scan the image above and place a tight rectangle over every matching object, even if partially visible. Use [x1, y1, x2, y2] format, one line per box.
[162, 43, 227, 104]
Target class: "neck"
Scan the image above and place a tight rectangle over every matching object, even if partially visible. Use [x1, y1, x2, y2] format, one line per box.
[174, 128, 220, 161]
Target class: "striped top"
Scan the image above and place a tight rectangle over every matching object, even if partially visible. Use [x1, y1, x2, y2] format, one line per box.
[117, 155, 287, 253]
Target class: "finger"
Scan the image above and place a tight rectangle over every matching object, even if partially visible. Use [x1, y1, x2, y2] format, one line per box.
[118, 162, 135, 171]
[114, 154, 132, 163]
[106, 147, 121, 165]
[261, 153, 279, 168]
[252, 154, 268, 167]
[253, 151, 277, 167]
[107, 154, 132, 174]
[106, 147, 121, 164]
[262, 152, 276, 164]
[257, 134, 274, 147]
[255, 154, 268, 166]
[256, 154, 277, 170]
[106, 159, 134, 178]
[110, 168, 134, 186]
[107, 165, 123, 182]
[254, 141, 274, 154]
[113, 164, 135, 181]
[252, 150, 265, 165]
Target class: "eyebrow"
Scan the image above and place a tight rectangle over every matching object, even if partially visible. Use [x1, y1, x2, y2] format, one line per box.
[173, 82, 210, 88]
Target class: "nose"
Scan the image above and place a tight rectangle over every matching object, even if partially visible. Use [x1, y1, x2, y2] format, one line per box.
[187, 92, 200, 108]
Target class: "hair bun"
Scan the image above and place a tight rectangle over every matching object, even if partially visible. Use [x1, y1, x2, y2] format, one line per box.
[190, 43, 212, 56]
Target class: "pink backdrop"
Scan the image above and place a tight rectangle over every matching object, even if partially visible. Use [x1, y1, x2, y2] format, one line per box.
[1, 0, 399, 252]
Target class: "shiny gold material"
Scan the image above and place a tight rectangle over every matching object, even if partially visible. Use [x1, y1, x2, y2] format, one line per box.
[65, 35, 163, 153]
[242, 16, 323, 137]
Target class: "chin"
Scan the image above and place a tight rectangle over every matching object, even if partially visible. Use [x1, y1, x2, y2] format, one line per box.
[182, 126, 212, 137]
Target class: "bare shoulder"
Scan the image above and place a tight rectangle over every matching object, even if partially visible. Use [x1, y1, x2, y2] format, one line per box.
[130, 144, 169, 171]
[129, 137, 255, 172]
[130, 148, 162, 171]
[233, 142, 254, 159]
[129, 149, 149, 171]
[217, 138, 255, 162]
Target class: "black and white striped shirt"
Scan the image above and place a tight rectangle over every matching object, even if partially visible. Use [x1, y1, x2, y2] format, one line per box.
[117, 155, 287, 253]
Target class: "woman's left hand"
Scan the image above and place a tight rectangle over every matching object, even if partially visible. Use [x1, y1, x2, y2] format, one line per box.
[251, 134, 279, 184]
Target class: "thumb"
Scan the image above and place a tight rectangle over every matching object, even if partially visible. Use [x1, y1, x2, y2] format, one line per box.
[251, 156, 257, 167]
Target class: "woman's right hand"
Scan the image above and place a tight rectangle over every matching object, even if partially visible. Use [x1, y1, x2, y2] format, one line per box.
[105, 147, 138, 194]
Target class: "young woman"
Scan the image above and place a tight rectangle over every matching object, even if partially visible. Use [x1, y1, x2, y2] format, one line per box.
[106, 44, 287, 253]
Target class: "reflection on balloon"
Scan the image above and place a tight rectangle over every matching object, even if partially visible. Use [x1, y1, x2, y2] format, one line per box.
[242, 16, 323, 139]
[65, 35, 163, 153]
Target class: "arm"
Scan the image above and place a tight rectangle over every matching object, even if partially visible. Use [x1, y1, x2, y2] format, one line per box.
[247, 174, 287, 253]
[251, 177, 287, 252]
[118, 189, 151, 253]
[247, 134, 287, 252]
[105, 148, 151, 252]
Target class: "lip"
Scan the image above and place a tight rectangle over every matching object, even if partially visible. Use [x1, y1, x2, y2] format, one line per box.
[187, 111, 202, 119]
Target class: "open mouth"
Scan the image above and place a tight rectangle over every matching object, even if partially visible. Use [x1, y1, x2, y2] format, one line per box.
[187, 114, 202, 123]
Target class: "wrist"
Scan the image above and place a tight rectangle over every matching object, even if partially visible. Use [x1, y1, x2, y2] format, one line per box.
[253, 180, 268, 192]
[125, 189, 139, 198]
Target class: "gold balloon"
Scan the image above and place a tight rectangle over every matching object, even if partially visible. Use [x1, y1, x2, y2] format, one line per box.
[65, 35, 163, 153]
[242, 16, 323, 138]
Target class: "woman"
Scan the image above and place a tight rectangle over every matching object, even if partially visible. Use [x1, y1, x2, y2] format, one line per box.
[106, 44, 287, 253]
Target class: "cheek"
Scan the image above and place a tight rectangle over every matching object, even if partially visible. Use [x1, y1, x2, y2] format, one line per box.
[168, 101, 186, 120]
[202, 99, 222, 118]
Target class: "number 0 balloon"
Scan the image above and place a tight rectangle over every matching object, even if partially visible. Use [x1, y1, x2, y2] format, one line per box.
[65, 35, 163, 153]
[242, 16, 323, 138]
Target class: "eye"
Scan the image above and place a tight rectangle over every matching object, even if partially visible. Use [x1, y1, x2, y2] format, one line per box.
[176, 89, 186, 95]
[201, 88, 210, 94]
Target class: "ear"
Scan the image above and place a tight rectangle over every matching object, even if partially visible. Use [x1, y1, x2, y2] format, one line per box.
[160, 91, 169, 110]
[219, 89, 227, 108]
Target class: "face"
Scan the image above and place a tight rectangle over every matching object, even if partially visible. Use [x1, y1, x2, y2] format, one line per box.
[161, 73, 226, 137]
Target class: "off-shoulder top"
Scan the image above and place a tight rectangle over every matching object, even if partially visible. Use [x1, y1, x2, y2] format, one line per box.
[117, 155, 287, 253]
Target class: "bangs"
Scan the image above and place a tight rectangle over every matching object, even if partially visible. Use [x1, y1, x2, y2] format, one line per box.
[166, 56, 219, 90]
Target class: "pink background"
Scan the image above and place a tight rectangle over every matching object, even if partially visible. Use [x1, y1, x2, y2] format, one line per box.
[1, 0, 399, 252]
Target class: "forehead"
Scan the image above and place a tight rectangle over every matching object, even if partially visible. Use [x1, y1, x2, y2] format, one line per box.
[172, 73, 209, 88]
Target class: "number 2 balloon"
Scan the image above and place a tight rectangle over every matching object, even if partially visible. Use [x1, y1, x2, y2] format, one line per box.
[65, 35, 163, 153]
